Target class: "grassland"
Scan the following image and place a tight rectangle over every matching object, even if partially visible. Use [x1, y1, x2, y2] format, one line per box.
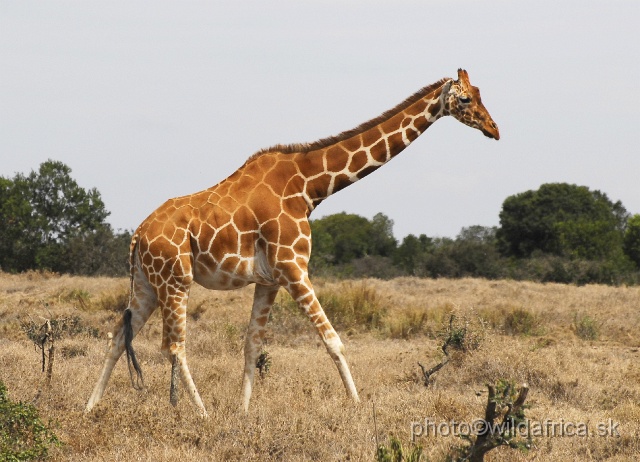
[1, 271, 639, 461]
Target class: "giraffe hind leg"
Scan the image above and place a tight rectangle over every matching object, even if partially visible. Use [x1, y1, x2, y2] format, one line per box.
[85, 318, 126, 413]
[85, 271, 157, 413]
[85, 306, 154, 412]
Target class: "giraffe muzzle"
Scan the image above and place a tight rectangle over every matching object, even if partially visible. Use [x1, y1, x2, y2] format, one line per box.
[482, 122, 500, 140]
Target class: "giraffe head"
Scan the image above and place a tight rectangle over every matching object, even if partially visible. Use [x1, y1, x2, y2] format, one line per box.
[444, 69, 500, 140]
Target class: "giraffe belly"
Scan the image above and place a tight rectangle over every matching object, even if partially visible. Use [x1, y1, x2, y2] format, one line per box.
[193, 269, 253, 290]
[192, 253, 275, 290]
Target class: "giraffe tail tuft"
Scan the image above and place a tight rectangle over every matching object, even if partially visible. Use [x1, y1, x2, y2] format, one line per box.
[123, 308, 145, 390]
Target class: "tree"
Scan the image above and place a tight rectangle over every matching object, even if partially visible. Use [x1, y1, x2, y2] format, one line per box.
[27, 160, 108, 236]
[310, 213, 369, 266]
[0, 177, 35, 272]
[0, 160, 127, 275]
[624, 214, 640, 268]
[369, 213, 398, 257]
[447, 226, 503, 278]
[497, 183, 628, 260]
[66, 225, 131, 276]
[394, 233, 433, 275]
[310, 212, 398, 268]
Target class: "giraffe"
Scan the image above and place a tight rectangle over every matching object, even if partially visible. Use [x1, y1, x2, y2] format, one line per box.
[85, 69, 499, 416]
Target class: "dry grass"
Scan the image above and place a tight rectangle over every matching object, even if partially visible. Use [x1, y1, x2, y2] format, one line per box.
[1, 272, 639, 461]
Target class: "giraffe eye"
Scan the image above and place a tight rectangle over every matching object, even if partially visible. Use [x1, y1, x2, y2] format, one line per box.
[459, 96, 471, 104]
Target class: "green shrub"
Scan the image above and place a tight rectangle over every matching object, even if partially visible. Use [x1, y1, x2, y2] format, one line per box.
[0, 381, 61, 461]
[439, 314, 484, 352]
[376, 435, 423, 462]
[573, 313, 600, 341]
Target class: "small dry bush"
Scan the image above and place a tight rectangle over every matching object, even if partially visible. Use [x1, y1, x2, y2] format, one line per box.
[21, 314, 100, 342]
[572, 312, 600, 341]
[438, 313, 485, 354]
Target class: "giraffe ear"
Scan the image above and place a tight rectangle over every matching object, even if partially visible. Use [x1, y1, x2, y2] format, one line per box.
[457, 68, 470, 85]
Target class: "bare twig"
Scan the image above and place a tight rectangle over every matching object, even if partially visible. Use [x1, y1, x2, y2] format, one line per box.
[28, 318, 57, 404]
[372, 402, 379, 453]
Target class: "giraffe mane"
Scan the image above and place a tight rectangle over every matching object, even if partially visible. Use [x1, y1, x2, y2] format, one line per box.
[249, 77, 451, 160]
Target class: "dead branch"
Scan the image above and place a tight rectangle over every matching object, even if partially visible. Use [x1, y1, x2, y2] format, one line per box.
[417, 359, 449, 387]
[418, 314, 459, 387]
[465, 382, 530, 462]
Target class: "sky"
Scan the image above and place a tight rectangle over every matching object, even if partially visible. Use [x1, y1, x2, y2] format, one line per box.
[1, 1, 639, 240]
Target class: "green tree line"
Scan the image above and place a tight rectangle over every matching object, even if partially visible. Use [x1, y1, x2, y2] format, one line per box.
[2, 161, 639, 284]
[309, 183, 640, 285]
[0, 160, 130, 275]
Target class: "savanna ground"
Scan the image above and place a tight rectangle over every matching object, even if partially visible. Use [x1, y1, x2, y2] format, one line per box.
[1, 271, 639, 461]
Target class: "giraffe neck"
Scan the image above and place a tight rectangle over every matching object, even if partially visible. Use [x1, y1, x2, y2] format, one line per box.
[296, 79, 451, 210]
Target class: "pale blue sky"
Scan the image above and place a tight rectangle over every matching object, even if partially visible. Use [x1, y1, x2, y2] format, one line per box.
[1, 1, 638, 239]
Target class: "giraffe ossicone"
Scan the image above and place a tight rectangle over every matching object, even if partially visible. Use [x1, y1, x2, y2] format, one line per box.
[85, 69, 499, 416]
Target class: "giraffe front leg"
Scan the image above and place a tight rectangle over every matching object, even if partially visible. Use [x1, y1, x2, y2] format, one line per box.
[163, 340, 208, 417]
[284, 273, 360, 403]
[241, 284, 280, 412]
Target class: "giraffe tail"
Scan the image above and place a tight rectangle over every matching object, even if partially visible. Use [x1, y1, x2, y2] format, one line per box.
[123, 308, 145, 390]
[127, 233, 139, 305]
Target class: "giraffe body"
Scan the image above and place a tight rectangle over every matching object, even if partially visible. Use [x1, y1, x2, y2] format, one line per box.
[86, 69, 499, 416]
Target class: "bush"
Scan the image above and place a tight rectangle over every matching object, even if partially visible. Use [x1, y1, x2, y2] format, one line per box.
[0, 381, 61, 461]
[376, 435, 423, 462]
[573, 314, 600, 341]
